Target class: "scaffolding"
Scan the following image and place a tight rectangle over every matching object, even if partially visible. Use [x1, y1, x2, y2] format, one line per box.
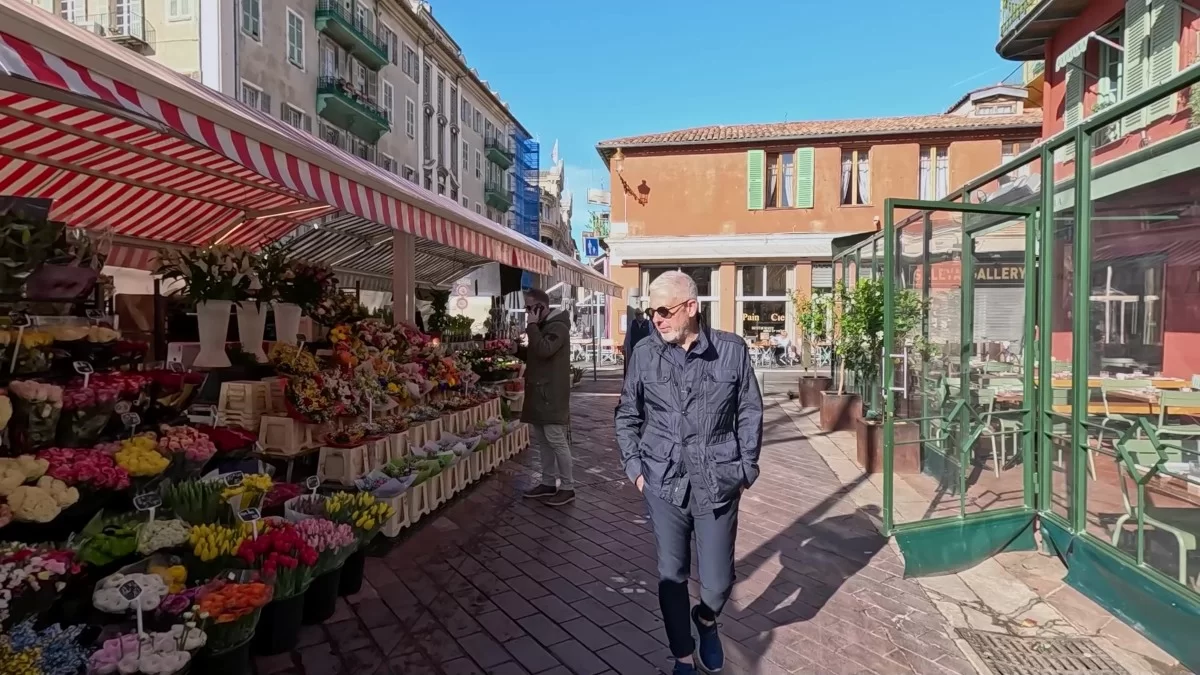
[513, 128, 540, 288]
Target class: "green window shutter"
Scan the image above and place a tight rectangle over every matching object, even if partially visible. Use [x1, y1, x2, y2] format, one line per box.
[1147, 0, 1181, 121]
[746, 150, 765, 210]
[1122, 0, 1151, 131]
[794, 148, 814, 208]
[1062, 55, 1084, 159]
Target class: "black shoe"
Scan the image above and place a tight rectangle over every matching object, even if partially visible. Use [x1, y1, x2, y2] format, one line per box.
[692, 606, 724, 673]
[545, 490, 575, 506]
[523, 485, 557, 499]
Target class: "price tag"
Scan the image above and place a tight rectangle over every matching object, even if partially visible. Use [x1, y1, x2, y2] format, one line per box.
[8, 311, 30, 328]
[223, 471, 244, 488]
[8, 311, 28, 374]
[133, 492, 162, 523]
[114, 400, 132, 415]
[118, 579, 146, 636]
[305, 475, 320, 494]
[121, 412, 141, 428]
[166, 360, 184, 373]
[237, 506, 262, 540]
[73, 360, 93, 388]
[296, 333, 306, 347]
[85, 308, 105, 325]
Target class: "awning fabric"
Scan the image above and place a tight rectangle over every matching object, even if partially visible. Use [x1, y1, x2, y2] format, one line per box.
[1054, 34, 1088, 72]
[0, 3, 551, 274]
[524, 236, 621, 297]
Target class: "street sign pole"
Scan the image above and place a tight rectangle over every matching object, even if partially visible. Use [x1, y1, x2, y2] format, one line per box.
[592, 293, 599, 382]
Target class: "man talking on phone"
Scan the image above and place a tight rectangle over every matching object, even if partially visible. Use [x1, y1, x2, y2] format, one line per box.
[516, 288, 576, 506]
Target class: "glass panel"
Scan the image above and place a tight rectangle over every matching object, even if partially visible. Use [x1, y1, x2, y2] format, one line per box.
[860, 239, 875, 280]
[680, 266, 713, 297]
[765, 265, 788, 296]
[889, 210, 965, 525]
[1047, 142, 1076, 522]
[1082, 82, 1200, 591]
[740, 265, 764, 296]
[741, 300, 787, 341]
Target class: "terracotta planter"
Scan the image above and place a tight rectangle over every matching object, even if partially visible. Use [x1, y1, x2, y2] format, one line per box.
[797, 375, 833, 408]
[855, 416, 921, 474]
[819, 392, 859, 432]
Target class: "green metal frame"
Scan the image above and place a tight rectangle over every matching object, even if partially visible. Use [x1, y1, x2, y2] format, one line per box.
[866, 62, 1200, 669]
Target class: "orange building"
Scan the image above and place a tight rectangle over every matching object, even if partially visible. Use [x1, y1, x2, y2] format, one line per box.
[595, 89, 1042, 344]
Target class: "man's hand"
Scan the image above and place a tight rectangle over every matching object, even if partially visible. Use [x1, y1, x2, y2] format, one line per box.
[635, 475, 645, 493]
[525, 304, 543, 328]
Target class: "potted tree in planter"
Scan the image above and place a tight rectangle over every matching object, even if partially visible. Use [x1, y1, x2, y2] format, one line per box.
[819, 281, 857, 431]
[793, 290, 834, 408]
[156, 246, 255, 368]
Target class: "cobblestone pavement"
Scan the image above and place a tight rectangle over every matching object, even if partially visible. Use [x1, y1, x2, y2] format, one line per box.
[255, 375, 973, 675]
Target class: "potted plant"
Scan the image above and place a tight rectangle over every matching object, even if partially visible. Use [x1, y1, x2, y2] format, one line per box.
[155, 246, 255, 368]
[427, 290, 450, 338]
[819, 281, 856, 431]
[262, 257, 337, 345]
[793, 290, 834, 408]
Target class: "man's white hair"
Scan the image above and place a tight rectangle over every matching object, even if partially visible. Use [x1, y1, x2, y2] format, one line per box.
[647, 270, 698, 301]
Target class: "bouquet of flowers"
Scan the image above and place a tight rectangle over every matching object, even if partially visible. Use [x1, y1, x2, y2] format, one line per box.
[157, 424, 218, 479]
[316, 291, 367, 327]
[188, 523, 249, 564]
[55, 381, 119, 447]
[325, 492, 394, 546]
[283, 494, 326, 523]
[110, 434, 169, 478]
[262, 482, 301, 513]
[161, 478, 225, 525]
[0, 620, 88, 675]
[195, 571, 272, 653]
[155, 245, 256, 303]
[294, 518, 356, 575]
[269, 341, 318, 377]
[8, 380, 63, 450]
[356, 319, 397, 352]
[235, 522, 318, 599]
[221, 472, 272, 511]
[88, 623, 206, 675]
[0, 329, 54, 375]
[275, 260, 337, 315]
[284, 373, 337, 424]
[0, 544, 81, 629]
[77, 512, 139, 567]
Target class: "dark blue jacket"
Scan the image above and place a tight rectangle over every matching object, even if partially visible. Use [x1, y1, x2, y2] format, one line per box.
[623, 316, 652, 361]
[615, 322, 763, 506]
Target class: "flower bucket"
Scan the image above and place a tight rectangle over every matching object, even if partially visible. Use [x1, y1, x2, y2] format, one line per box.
[302, 566, 342, 624]
[253, 591, 306, 655]
[194, 300, 233, 368]
[272, 302, 302, 345]
[338, 548, 366, 596]
[235, 302, 268, 363]
[195, 639, 252, 675]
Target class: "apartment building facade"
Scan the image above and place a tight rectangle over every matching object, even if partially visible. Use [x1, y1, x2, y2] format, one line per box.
[595, 94, 1042, 343]
[32, 0, 533, 232]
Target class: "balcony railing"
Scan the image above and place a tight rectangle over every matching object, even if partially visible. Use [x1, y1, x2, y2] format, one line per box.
[485, 136, 514, 170]
[316, 76, 390, 144]
[314, 0, 388, 70]
[485, 181, 513, 213]
[71, 10, 156, 55]
[999, 0, 1042, 37]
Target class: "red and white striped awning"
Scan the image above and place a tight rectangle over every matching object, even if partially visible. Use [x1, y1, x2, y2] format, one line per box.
[0, 2, 552, 275]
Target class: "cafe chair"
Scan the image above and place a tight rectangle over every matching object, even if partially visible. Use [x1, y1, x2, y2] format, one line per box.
[1110, 439, 1199, 586]
[1156, 391, 1200, 438]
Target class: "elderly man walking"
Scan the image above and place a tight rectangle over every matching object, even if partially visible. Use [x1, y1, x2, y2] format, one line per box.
[615, 271, 763, 674]
[517, 288, 577, 506]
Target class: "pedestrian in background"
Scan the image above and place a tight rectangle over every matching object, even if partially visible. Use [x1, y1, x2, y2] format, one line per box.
[623, 306, 652, 377]
[615, 270, 763, 675]
[517, 288, 576, 506]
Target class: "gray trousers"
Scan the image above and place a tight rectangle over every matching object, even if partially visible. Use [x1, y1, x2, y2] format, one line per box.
[644, 488, 739, 658]
[531, 424, 574, 490]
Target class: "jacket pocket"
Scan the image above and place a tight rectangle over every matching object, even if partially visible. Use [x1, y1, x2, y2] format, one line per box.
[705, 438, 744, 503]
[705, 368, 739, 416]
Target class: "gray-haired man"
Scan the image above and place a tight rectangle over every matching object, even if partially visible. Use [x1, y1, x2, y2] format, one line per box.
[615, 271, 763, 674]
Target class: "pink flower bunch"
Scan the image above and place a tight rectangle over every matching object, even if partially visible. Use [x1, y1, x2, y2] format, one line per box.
[81, 372, 150, 398]
[295, 518, 355, 554]
[61, 384, 119, 411]
[37, 447, 130, 491]
[157, 425, 217, 463]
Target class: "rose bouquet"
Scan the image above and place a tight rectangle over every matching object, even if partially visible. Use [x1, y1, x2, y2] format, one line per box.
[235, 522, 318, 599]
[38, 447, 130, 493]
[262, 482, 301, 513]
[195, 571, 272, 653]
[55, 381, 119, 448]
[0, 544, 80, 630]
[157, 424, 217, 479]
[325, 491, 394, 546]
[0, 620, 88, 675]
[110, 434, 169, 478]
[7, 476, 79, 523]
[294, 518, 355, 574]
[275, 260, 337, 315]
[8, 380, 63, 450]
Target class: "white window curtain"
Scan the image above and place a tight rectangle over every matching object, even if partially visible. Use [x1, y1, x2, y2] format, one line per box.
[935, 150, 949, 199]
[766, 161, 778, 208]
[857, 154, 870, 204]
[782, 154, 795, 207]
[919, 153, 931, 200]
[841, 155, 852, 203]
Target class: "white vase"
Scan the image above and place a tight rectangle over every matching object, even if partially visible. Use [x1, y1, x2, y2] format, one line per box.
[236, 302, 268, 362]
[272, 301, 303, 345]
[194, 300, 233, 369]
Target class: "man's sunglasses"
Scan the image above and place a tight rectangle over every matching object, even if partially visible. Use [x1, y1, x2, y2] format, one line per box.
[645, 301, 688, 319]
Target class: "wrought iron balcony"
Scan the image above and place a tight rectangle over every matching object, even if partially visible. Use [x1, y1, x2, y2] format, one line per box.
[316, 77, 390, 144]
[314, 0, 388, 71]
[485, 181, 513, 213]
[71, 10, 156, 56]
[997, 0, 1089, 60]
[485, 136, 514, 170]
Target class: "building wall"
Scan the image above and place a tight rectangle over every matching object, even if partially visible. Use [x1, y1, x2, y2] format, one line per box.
[609, 136, 1023, 239]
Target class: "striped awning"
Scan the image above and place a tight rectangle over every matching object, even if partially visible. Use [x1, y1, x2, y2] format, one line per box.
[0, 3, 552, 274]
[525, 237, 621, 297]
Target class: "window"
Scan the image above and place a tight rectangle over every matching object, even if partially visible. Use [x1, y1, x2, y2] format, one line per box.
[382, 26, 398, 65]
[382, 81, 394, 125]
[999, 140, 1036, 186]
[286, 9, 304, 68]
[403, 98, 415, 138]
[975, 103, 1016, 116]
[450, 129, 459, 174]
[402, 165, 417, 183]
[281, 104, 310, 132]
[450, 86, 458, 125]
[319, 39, 337, 78]
[462, 196, 469, 208]
[319, 122, 341, 147]
[59, 0, 83, 23]
[241, 0, 260, 40]
[239, 81, 269, 113]
[737, 265, 791, 341]
[644, 266, 718, 328]
[462, 141, 469, 176]
[475, 150, 482, 179]
[167, 0, 193, 21]
[918, 146, 949, 200]
[748, 149, 813, 210]
[765, 152, 795, 208]
[840, 149, 869, 205]
[422, 60, 431, 102]
[484, 119, 493, 141]
[381, 154, 396, 173]
[475, 203, 482, 214]
[474, 110, 482, 134]
[461, 98, 470, 124]
[402, 45, 418, 82]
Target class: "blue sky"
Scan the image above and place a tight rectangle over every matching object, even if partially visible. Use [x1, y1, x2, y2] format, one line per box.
[430, 0, 1019, 250]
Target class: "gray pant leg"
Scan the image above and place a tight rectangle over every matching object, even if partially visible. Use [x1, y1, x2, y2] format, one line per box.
[644, 489, 695, 658]
[693, 498, 739, 617]
[532, 424, 574, 489]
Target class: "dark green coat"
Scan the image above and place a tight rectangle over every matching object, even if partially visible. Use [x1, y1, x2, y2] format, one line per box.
[517, 310, 571, 426]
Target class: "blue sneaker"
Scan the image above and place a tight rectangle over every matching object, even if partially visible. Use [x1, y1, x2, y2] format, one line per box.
[692, 606, 724, 673]
[672, 661, 698, 675]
